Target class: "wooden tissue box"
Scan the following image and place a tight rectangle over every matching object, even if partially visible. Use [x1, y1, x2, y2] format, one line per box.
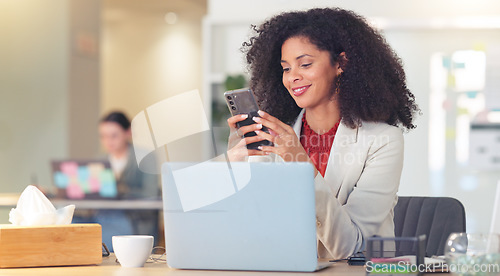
[0, 223, 102, 268]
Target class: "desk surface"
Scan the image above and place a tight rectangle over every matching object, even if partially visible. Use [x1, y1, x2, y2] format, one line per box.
[1, 254, 446, 276]
[0, 254, 365, 276]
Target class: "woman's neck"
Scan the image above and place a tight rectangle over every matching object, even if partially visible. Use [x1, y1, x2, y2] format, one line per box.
[305, 101, 340, 135]
[111, 146, 129, 160]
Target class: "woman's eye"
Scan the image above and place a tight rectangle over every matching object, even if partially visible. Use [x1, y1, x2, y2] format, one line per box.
[282, 67, 290, 72]
[301, 63, 312, 68]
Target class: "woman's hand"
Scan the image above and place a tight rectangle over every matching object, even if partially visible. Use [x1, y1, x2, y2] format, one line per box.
[226, 114, 267, 161]
[252, 111, 311, 164]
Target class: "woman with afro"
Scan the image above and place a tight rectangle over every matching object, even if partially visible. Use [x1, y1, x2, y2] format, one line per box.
[227, 8, 419, 259]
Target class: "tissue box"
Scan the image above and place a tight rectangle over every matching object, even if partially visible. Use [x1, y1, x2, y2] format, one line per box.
[0, 223, 102, 268]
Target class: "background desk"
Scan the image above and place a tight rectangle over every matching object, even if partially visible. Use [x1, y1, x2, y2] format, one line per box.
[0, 255, 364, 276]
[0, 193, 165, 247]
[0, 193, 163, 210]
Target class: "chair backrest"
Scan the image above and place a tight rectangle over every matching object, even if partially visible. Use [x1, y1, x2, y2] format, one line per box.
[393, 196, 466, 256]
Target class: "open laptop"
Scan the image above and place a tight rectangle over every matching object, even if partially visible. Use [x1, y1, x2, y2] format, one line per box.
[490, 180, 500, 234]
[51, 159, 118, 200]
[162, 161, 330, 272]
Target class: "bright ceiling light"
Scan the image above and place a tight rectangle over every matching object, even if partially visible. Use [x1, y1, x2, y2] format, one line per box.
[164, 12, 177, 25]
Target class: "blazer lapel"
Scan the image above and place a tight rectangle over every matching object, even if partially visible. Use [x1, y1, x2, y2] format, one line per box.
[292, 109, 306, 137]
[324, 123, 358, 197]
[292, 109, 358, 197]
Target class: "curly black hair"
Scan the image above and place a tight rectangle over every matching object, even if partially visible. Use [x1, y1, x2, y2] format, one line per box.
[242, 8, 419, 130]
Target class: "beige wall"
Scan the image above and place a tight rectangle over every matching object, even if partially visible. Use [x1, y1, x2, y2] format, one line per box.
[101, 1, 206, 118]
[68, 0, 101, 159]
[101, 0, 207, 162]
[0, 0, 70, 222]
[0, 0, 69, 192]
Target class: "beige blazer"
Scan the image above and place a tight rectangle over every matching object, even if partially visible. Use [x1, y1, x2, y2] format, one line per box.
[251, 109, 403, 259]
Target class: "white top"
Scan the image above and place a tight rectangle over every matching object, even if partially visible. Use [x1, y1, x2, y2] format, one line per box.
[109, 153, 128, 179]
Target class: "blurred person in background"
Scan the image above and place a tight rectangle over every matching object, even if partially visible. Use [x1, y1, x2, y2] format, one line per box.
[75, 111, 160, 250]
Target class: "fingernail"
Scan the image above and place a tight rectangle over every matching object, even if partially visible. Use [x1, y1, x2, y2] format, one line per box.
[258, 110, 265, 116]
[253, 116, 261, 122]
[241, 114, 248, 119]
[256, 124, 262, 129]
[255, 130, 260, 134]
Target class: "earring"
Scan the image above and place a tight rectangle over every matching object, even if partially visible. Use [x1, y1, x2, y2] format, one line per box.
[335, 73, 342, 94]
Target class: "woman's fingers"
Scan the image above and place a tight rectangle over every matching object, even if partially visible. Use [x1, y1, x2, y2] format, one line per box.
[229, 133, 265, 148]
[243, 134, 266, 145]
[257, 110, 290, 129]
[228, 132, 267, 150]
[247, 149, 268, 156]
[227, 136, 268, 162]
[252, 111, 293, 136]
[227, 114, 249, 129]
[257, 145, 276, 153]
[254, 129, 276, 144]
[237, 123, 263, 137]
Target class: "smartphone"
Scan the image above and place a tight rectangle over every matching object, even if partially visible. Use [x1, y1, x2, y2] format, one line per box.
[224, 88, 273, 150]
[347, 252, 366, 266]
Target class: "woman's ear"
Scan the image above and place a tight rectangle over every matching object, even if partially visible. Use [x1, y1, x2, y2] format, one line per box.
[338, 52, 348, 71]
[126, 128, 132, 141]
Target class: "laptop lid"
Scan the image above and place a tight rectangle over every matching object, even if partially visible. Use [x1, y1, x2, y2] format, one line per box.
[162, 161, 319, 272]
[51, 159, 118, 199]
[490, 180, 500, 234]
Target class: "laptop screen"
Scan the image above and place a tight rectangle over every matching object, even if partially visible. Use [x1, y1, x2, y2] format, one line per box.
[51, 160, 117, 199]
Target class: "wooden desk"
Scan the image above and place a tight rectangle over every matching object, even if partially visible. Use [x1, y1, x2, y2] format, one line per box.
[0, 254, 364, 276]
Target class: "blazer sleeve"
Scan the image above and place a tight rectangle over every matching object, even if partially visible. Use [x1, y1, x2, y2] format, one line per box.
[315, 125, 404, 259]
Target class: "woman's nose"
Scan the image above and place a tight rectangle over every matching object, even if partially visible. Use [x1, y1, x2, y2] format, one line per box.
[288, 68, 302, 83]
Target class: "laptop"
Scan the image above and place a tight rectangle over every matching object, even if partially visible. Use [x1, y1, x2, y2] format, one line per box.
[490, 180, 500, 234]
[162, 161, 331, 272]
[51, 159, 118, 200]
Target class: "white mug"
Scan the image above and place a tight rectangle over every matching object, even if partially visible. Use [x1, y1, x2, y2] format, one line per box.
[112, 235, 154, 267]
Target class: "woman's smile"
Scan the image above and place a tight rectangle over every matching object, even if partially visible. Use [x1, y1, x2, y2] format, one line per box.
[292, 85, 311, 96]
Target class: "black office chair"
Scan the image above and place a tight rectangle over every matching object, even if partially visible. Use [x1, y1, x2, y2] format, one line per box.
[393, 196, 466, 256]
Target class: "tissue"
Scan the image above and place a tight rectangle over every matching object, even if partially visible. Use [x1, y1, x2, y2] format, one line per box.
[9, 185, 75, 226]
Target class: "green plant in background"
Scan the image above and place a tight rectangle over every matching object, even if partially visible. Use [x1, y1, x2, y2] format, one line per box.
[224, 74, 246, 91]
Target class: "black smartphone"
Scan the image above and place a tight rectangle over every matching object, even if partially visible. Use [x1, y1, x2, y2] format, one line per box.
[347, 252, 366, 266]
[224, 88, 273, 150]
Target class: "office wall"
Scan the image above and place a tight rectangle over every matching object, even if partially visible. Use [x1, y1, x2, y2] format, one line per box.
[68, 0, 101, 159]
[0, 1, 69, 191]
[0, 0, 101, 223]
[101, 0, 207, 162]
[0, 0, 69, 222]
[383, 29, 500, 233]
[208, 0, 500, 20]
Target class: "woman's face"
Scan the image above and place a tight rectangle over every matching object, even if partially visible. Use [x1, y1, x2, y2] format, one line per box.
[281, 36, 341, 109]
[99, 122, 130, 155]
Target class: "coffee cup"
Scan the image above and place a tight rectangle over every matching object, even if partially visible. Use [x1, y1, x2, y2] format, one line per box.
[112, 235, 154, 267]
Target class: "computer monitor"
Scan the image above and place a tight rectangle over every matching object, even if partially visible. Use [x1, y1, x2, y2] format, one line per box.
[51, 159, 117, 199]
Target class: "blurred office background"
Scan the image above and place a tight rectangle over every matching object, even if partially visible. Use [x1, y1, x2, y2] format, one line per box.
[1, 0, 500, 234]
